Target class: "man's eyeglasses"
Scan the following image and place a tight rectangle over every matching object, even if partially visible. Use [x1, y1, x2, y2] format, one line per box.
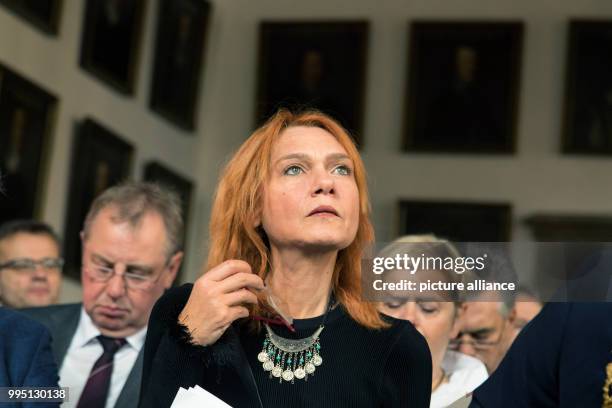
[0, 258, 64, 273]
[84, 264, 163, 290]
[449, 320, 508, 352]
[448, 335, 504, 352]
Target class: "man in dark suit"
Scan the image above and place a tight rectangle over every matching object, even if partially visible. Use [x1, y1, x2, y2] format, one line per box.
[0, 307, 59, 407]
[22, 182, 183, 408]
[470, 251, 612, 407]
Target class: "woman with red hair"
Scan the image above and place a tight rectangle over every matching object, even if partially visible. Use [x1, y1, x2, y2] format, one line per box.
[139, 110, 431, 407]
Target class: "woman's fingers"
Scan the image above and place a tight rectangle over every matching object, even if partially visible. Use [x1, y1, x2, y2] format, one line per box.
[204, 259, 252, 282]
[228, 305, 250, 322]
[217, 271, 264, 294]
[179, 260, 262, 346]
[224, 288, 259, 307]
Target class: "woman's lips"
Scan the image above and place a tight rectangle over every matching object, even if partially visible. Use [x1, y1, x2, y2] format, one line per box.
[309, 211, 339, 218]
[308, 205, 339, 217]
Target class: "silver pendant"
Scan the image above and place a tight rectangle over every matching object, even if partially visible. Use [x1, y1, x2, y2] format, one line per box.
[272, 366, 282, 378]
[282, 370, 294, 382]
[259, 324, 325, 384]
[294, 367, 306, 379]
[257, 352, 269, 363]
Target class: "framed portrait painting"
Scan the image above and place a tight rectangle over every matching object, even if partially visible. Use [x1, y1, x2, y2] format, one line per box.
[0, 64, 57, 224]
[398, 199, 512, 242]
[63, 118, 134, 280]
[256, 21, 368, 146]
[404, 22, 524, 153]
[143, 161, 193, 282]
[149, 0, 211, 131]
[0, 0, 62, 34]
[80, 0, 146, 94]
[562, 20, 612, 154]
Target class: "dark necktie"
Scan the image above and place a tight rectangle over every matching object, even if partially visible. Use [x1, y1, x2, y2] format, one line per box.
[76, 335, 127, 408]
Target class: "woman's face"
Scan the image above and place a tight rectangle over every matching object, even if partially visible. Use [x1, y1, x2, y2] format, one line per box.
[259, 126, 360, 252]
[378, 269, 460, 373]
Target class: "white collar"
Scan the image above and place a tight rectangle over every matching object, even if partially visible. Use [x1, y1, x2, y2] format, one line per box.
[75, 307, 147, 351]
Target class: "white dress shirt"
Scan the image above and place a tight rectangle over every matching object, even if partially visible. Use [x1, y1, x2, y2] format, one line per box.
[430, 350, 489, 408]
[59, 308, 146, 408]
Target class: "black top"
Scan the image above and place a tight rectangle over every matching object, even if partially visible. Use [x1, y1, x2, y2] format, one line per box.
[139, 284, 432, 408]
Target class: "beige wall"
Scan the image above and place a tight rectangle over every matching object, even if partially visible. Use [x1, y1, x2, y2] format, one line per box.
[1, 0, 612, 302]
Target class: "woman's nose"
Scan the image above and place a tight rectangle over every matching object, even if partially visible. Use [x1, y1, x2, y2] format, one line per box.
[399, 303, 419, 326]
[312, 169, 335, 196]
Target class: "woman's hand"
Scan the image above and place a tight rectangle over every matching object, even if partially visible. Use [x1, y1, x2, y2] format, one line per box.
[178, 260, 264, 346]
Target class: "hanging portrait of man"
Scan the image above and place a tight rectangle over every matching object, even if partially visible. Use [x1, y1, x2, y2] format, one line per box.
[399, 199, 512, 242]
[563, 20, 612, 154]
[79, 0, 145, 94]
[404, 22, 524, 153]
[256, 22, 368, 146]
[149, 0, 211, 131]
[0, 65, 57, 224]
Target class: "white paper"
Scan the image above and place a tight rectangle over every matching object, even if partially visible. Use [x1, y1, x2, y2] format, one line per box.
[170, 386, 232, 408]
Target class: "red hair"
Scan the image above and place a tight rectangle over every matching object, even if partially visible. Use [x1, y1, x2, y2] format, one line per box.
[207, 109, 387, 329]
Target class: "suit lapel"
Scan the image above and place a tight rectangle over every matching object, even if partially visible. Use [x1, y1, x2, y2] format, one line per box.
[48, 305, 81, 364]
[114, 348, 143, 408]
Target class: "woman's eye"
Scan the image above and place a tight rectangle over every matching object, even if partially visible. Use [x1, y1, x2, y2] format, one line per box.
[384, 301, 406, 310]
[418, 302, 439, 314]
[284, 165, 303, 176]
[332, 165, 351, 176]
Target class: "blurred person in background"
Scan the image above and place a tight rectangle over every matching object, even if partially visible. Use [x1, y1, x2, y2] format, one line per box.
[451, 245, 518, 375]
[22, 182, 183, 408]
[452, 297, 516, 375]
[470, 248, 612, 407]
[0, 220, 63, 308]
[0, 177, 59, 405]
[378, 235, 488, 408]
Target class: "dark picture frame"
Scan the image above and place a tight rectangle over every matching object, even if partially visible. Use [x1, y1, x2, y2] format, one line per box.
[398, 199, 512, 242]
[0, 64, 57, 224]
[143, 161, 193, 282]
[149, 0, 211, 131]
[63, 118, 134, 280]
[256, 21, 369, 146]
[0, 0, 62, 34]
[562, 20, 612, 155]
[79, 0, 146, 94]
[404, 21, 524, 153]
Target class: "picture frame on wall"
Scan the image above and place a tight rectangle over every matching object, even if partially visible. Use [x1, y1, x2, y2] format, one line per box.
[0, 64, 57, 224]
[256, 21, 369, 146]
[0, 0, 62, 35]
[562, 20, 612, 155]
[143, 161, 193, 282]
[149, 0, 211, 131]
[79, 0, 146, 94]
[404, 21, 524, 153]
[63, 118, 134, 280]
[398, 199, 512, 242]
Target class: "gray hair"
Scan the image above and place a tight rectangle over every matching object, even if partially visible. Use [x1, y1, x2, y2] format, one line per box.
[377, 234, 465, 304]
[82, 182, 183, 259]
